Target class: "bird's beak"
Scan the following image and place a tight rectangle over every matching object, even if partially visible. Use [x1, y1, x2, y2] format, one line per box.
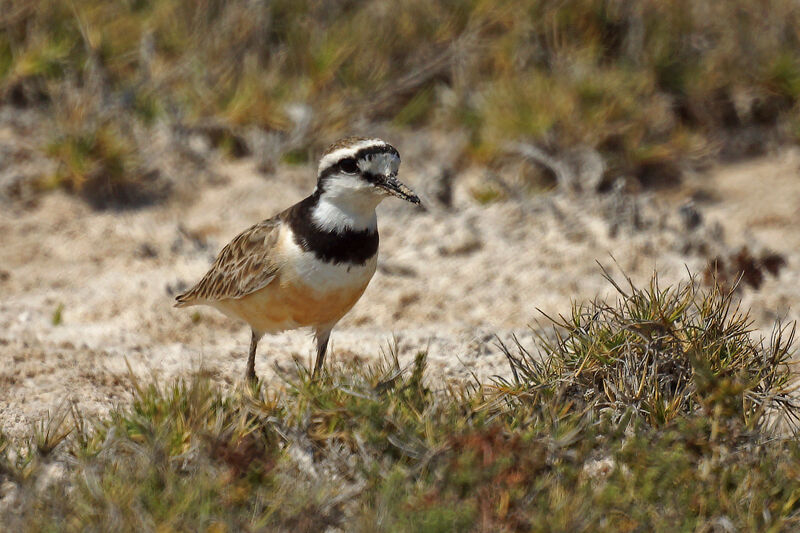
[380, 175, 420, 204]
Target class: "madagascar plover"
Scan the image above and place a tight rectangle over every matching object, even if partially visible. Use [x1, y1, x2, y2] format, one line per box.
[175, 137, 419, 381]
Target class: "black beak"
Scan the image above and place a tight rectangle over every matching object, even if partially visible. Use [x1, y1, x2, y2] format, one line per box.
[380, 175, 420, 204]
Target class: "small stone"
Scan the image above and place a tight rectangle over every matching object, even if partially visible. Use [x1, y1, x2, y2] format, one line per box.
[438, 225, 482, 256]
[378, 263, 417, 277]
[678, 202, 703, 230]
[137, 243, 158, 259]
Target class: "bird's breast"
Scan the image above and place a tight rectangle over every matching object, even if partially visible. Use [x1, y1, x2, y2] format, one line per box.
[211, 224, 378, 334]
[282, 250, 377, 298]
[273, 228, 377, 327]
[278, 225, 378, 293]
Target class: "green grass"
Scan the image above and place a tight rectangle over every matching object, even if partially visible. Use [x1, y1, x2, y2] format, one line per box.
[2, 273, 799, 531]
[2, 0, 800, 206]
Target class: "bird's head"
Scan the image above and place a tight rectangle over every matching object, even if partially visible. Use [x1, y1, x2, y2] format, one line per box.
[316, 137, 420, 206]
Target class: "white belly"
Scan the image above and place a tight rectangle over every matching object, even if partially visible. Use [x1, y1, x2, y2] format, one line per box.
[288, 246, 378, 294]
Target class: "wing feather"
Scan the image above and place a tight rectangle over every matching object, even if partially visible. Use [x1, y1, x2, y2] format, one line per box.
[175, 217, 282, 306]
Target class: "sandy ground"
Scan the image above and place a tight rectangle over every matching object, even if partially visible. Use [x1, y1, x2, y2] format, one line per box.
[2, 138, 799, 439]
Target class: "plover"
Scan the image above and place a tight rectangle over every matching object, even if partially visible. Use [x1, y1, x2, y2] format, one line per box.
[175, 137, 419, 381]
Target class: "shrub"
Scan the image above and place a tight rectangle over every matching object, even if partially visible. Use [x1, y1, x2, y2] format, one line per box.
[497, 269, 798, 433]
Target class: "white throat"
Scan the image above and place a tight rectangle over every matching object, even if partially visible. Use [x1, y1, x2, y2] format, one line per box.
[311, 179, 382, 233]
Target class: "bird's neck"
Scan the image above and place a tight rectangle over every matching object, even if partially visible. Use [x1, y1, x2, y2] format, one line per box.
[310, 189, 380, 234]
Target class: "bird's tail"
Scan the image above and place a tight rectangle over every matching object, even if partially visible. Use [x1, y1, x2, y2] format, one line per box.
[174, 291, 196, 308]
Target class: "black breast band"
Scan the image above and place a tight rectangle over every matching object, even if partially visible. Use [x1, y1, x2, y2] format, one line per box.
[282, 193, 379, 265]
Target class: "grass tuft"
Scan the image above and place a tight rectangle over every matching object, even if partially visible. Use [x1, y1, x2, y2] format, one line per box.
[42, 95, 169, 208]
[497, 268, 798, 433]
[31, 403, 72, 457]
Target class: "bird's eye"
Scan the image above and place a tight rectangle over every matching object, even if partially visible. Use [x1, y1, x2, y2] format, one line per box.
[339, 158, 359, 174]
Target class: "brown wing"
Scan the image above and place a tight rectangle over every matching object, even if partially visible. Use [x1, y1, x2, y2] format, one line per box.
[175, 217, 282, 306]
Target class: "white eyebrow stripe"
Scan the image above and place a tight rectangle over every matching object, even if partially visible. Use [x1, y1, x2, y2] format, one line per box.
[318, 139, 386, 174]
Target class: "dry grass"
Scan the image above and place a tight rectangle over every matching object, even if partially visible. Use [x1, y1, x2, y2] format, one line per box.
[496, 268, 799, 432]
[2, 273, 799, 531]
[39, 84, 170, 209]
[1, 1, 799, 206]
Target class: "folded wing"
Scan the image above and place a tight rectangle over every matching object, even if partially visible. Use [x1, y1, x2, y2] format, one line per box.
[175, 217, 282, 307]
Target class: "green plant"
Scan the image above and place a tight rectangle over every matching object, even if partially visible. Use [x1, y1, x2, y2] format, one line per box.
[497, 268, 798, 432]
[1, 0, 798, 201]
[51, 303, 64, 326]
[1, 274, 799, 530]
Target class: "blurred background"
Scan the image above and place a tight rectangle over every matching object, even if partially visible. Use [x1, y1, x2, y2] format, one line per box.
[2, 0, 800, 433]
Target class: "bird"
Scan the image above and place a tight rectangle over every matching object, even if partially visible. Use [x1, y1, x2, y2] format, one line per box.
[175, 137, 420, 381]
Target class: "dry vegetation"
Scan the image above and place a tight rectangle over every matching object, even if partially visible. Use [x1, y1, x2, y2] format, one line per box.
[2, 0, 800, 205]
[1, 274, 799, 531]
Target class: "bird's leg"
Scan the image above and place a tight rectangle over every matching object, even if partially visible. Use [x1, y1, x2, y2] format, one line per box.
[312, 328, 332, 378]
[246, 330, 260, 383]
